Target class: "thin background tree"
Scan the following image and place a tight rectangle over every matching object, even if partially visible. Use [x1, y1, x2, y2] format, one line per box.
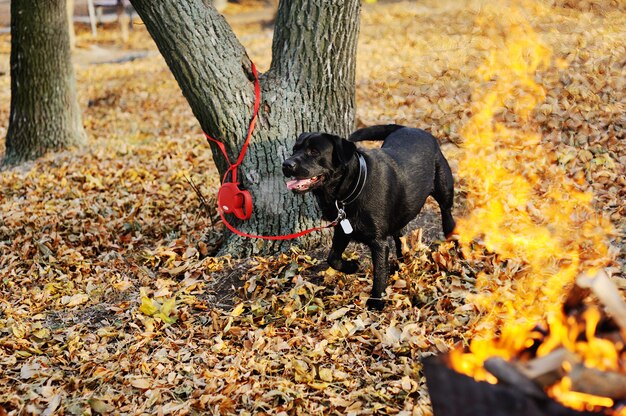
[3, 0, 86, 167]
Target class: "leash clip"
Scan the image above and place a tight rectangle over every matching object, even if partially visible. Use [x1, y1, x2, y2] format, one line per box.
[335, 200, 346, 221]
[334, 201, 353, 234]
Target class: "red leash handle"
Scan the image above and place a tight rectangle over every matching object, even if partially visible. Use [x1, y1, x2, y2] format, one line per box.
[202, 62, 335, 240]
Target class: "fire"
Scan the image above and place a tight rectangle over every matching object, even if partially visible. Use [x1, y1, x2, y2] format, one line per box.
[455, 0, 612, 327]
[551, 379, 615, 412]
[448, 0, 621, 413]
[450, 302, 626, 413]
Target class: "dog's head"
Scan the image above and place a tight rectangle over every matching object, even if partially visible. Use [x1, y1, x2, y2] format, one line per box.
[282, 132, 357, 193]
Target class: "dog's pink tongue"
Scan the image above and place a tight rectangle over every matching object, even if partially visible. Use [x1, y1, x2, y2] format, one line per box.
[286, 178, 313, 190]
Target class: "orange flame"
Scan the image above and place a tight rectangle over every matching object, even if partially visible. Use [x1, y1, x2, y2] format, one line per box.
[448, 0, 619, 413]
[456, 0, 612, 327]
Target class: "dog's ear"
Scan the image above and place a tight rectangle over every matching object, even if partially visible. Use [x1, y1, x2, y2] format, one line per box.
[294, 132, 314, 148]
[329, 134, 357, 165]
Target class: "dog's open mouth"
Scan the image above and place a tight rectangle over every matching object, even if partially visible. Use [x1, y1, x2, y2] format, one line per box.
[286, 176, 323, 192]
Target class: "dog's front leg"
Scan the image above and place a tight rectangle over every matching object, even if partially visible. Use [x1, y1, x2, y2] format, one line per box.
[366, 240, 389, 310]
[327, 229, 358, 274]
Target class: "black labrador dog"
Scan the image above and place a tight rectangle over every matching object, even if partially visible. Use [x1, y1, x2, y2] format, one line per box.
[282, 124, 455, 310]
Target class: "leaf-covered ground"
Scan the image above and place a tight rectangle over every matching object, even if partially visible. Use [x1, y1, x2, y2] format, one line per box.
[0, 1, 624, 415]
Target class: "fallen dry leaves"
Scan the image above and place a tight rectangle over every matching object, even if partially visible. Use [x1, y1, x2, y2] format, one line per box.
[0, 0, 624, 415]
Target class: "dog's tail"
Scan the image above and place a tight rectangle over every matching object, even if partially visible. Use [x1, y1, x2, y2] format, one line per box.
[348, 124, 405, 142]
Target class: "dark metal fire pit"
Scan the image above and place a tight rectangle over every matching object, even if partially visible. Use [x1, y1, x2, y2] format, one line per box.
[422, 354, 601, 416]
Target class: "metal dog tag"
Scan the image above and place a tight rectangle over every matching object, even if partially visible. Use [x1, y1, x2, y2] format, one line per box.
[340, 218, 353, 234]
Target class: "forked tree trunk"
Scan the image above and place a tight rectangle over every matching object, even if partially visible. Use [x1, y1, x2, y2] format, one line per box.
[3, 0, 86, 167]
[129, 0, 360, 256]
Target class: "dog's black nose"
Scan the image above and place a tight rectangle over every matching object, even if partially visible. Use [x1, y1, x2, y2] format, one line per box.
[282, 159, 297, 175]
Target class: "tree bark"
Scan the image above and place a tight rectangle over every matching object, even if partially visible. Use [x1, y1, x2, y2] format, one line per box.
[3, 0, 87, 167]
[129, 0, 360, 256]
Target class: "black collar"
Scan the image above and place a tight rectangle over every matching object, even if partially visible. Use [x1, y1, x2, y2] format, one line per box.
[338, 153, 367, 206]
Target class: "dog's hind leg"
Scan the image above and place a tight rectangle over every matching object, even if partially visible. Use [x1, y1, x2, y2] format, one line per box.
[388, 233, 404, 275]
[393, 233, 403, 260]
[327, 229, 359, 274]
[366, 240, 390, 310]
[433, 153, 456, 238]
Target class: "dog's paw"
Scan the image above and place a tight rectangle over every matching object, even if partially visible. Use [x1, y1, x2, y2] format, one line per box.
[341, 260, 359, 274]
[366, 297, 386, 311]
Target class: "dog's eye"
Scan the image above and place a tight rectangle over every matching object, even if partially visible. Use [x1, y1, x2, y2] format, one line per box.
[306, 148, 320, 157]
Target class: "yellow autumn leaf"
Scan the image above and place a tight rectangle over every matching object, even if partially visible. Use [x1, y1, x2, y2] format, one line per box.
[11, 324, 26, 339]
[89, 398, 115, 414]
[86, 174, 105, 190]
[318, 367, 333, 382]
[31, 328, 51, 340]
[113, 279, 132, 292]
[158, 297, 178, 324]
[153, 286, 172, 298]
[138, 290, 159, 316]
[143, 317, 156, 333]
[293, 360, 308, 375]
[230, 302, 245, 317]
[129, 377, 152, 389]
[92, 366, 111, 378]
[308, 382, 330, 390]
[160, 297, 176, 315]
[66, 293, 89, 307]
[327, 306, 351, 321]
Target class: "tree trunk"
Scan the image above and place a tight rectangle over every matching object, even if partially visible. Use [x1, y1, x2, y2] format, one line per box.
[129, 0, 360, 256]
[3, 0, 86, 167]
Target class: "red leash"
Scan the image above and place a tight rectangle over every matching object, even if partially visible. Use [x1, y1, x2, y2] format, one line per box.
[218, 209, 334, 241]
[204, 64, 260, 187]
[203, 62, 335, 240]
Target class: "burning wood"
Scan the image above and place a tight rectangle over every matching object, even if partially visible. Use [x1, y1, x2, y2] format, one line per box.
[441, 270, 626, 415]
[484, 349, 626, 401]
[423, 354, 598, 416]
[483, 356, 548, 399]
[576, 270, 626, 338]
[569, 364, 626, 401]
[517, 347, 571, 386]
